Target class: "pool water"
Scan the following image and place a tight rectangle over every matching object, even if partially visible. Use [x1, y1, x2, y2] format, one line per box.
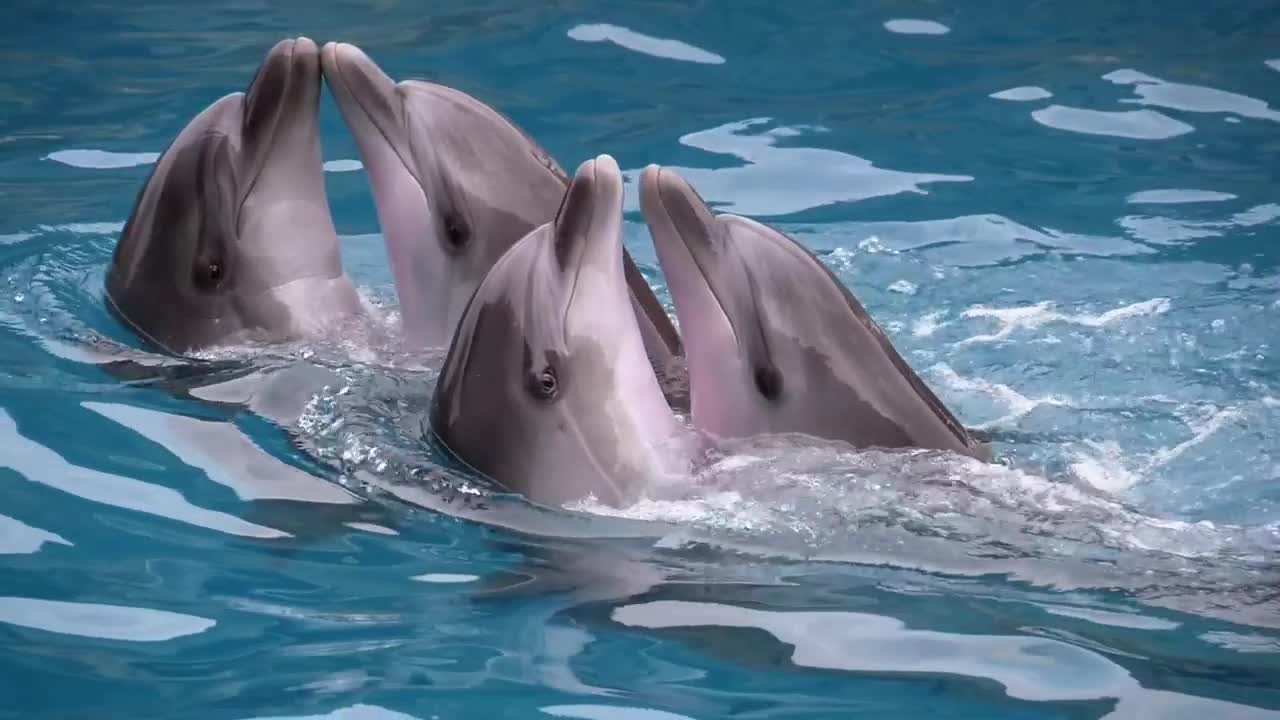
[2, 1, 1279, 718]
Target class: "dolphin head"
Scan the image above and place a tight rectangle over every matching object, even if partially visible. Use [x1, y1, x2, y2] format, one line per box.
[321, 41, 569, 349]
[429, 155, 684, 508]
[640, 164, 983, 458]
[106, 37, 363, 355]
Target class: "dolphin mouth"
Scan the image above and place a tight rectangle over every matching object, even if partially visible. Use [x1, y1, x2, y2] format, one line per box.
[320, 42, 419, 186]
[640, 164, 741, 349]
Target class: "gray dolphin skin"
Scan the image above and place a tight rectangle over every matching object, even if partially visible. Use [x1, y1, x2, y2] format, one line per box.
[320, 42, 682, 370]
[105, 37, 365, 355]
[639, 164, 990, 462]
[430, 155, 688, 508]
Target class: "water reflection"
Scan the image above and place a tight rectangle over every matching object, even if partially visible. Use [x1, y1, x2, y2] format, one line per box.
[243, 704, 419, 720]
[81, 401, 359, 505]
[990, 86, 1052, 102]
[621, 118, 972, 217]
[613, 600, 1280, 717]
[1126, 189, 1237, 204]
[0, 408, 288, 539]
[567, 23, 725, 65]
[883, 19, 951, 35]
[1030, 105, 1193, 140]
[1105, 69, 1280, 123]
[0, 595, 214, 642]
[45, 149, 158, 169]
[0, 512, 71, 555]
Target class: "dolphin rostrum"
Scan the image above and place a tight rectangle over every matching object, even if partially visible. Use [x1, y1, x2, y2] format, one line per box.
[106, 37, 365, 355]
[429, 155, 690, 508]
[320, 41, 682, 374]
[639, 164, 990, 461]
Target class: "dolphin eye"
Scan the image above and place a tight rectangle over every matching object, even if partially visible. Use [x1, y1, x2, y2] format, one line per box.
[442, 213, 469, 251]
[528, 365, 559, 400]
[754, 365, 782, 402]
[193, 258, 226, 291]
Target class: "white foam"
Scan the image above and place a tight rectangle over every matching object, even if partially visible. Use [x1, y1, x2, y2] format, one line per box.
[45, 149, 159, 169]
[568, 23, 725, 64]
[888, 280, 917, 295]
[543, 706, 694, 720]
[0, 513, 71, 555]
[411, 573, 478, 584]
[37, 221, 125, 235]
[1105, 68, 1280, 123]
[957, 297, 1170, 345]
[884, 19, 951, 35]
[1031, 105, 1194, 140]
[912, 311, 946, 337]
[622, 118, 971, 216]
[0, 596, 214, 641]
[323, 159, 363, 172]
[990, 86, 1052, 102]
[1267, 59, 1280, 72]
[1070, 441, 1142, 494]
[931, 363, 1073, 428]
[1148, 405, 1243, 468]
[1126, 189, 1237, 204]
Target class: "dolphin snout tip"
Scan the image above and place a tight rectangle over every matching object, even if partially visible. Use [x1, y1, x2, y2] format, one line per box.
[593, 153, 620, 174]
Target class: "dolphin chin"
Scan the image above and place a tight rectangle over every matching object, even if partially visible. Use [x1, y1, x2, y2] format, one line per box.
[106, 37, 364, 355]
[321, 42, 683, 369]
[429, 154, 687, 508]
[640, 164, 988, 461]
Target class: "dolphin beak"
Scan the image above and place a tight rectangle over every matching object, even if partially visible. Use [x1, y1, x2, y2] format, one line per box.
[556, 154, 626, 284]
[320, 41, 413, 177]
[640, 164, 740, 348]
[242, 37, 321, 146]
[639, 163, 723, 296]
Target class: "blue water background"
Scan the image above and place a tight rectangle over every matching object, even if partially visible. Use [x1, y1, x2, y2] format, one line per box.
[2, 1, 1280, 718]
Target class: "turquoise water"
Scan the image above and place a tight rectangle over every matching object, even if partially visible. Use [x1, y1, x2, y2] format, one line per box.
[3, 1, 1280, 717]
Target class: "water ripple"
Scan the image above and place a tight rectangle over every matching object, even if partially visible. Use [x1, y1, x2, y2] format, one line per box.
[612, 600, 1280, 717]
[0, 512, 72, 555]
[1105, 69, 1280, 123]
[0, 596, 214, 641]
[622, 118, 972, 217]
[1030, 105, 1194, 140]
[567, 23, 725, 65]
[883, 19, 951, 35]
[0, 408, 288, 539]
[990, 86, 1053, 102]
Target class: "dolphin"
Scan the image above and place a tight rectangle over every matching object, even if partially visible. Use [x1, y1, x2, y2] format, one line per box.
[106, 37, 365, 356]
[319, 42, 682, 374]
[429, 155, 689, 508]
[639, 164, 990, 461]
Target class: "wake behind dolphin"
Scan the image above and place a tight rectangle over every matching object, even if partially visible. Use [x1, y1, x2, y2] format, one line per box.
[106, 37, 366, 355]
